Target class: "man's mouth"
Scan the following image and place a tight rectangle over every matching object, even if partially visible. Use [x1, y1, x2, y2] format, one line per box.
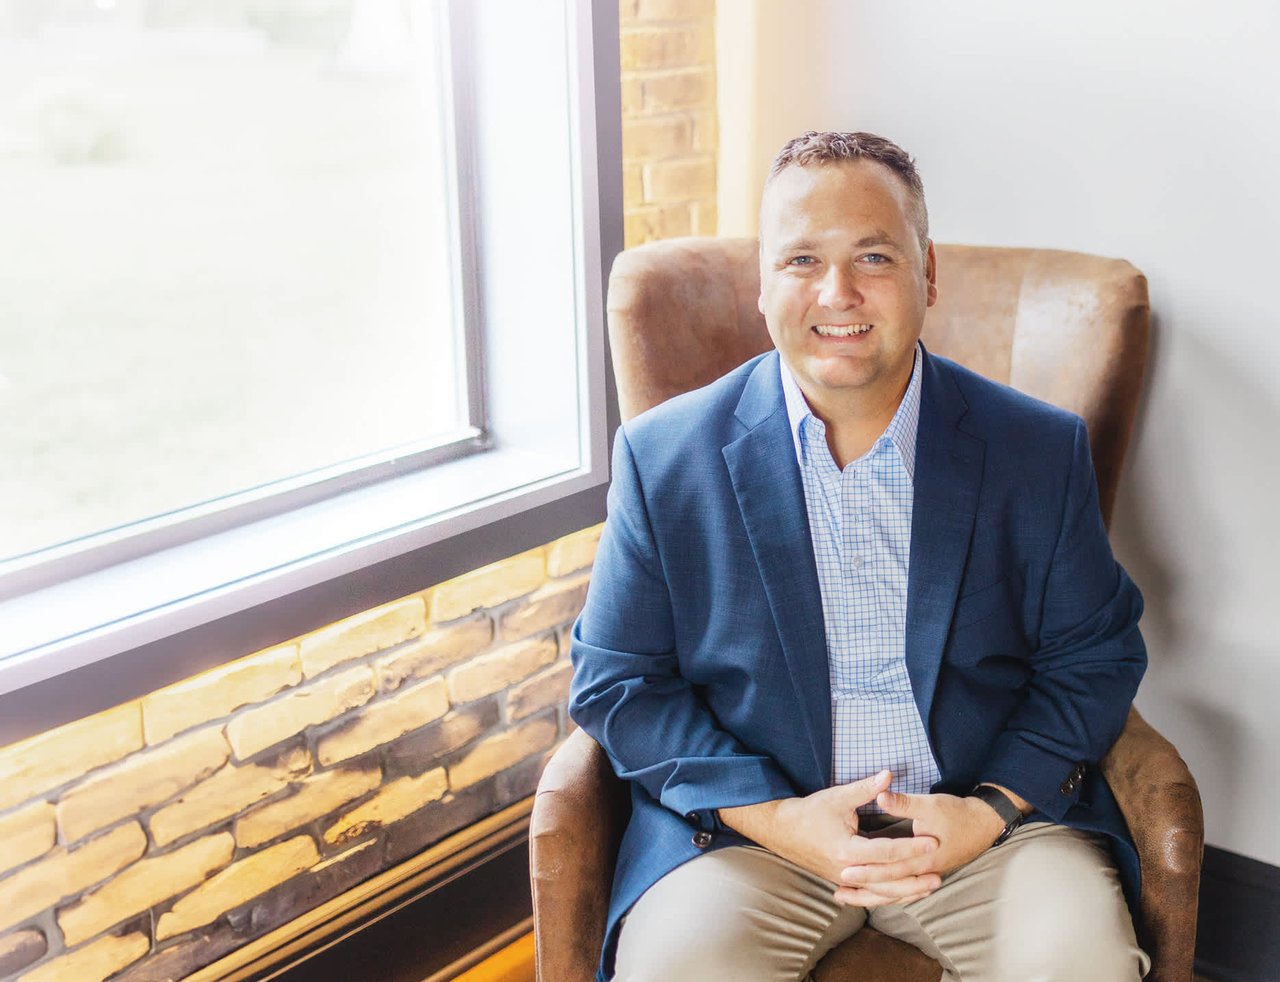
[812, 324, 873, 337]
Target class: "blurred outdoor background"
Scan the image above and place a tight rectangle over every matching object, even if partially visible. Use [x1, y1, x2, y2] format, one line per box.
[0, 0, 460, 559]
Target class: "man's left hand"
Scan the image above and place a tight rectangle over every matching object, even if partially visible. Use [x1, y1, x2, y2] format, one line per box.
[832, 788, 1017, 905]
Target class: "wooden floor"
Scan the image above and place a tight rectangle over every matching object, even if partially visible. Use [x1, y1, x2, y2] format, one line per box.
[452, 933, 534, 982]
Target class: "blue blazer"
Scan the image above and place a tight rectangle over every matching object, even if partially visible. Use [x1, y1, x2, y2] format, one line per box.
[569, 348, 1146, 980]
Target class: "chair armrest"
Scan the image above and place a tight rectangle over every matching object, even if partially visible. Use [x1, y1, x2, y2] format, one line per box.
[1101, 707, 1204, 982]
[530, 728, 630, 982]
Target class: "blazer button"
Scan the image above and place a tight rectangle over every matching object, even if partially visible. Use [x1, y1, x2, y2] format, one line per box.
[692, 831, 713, 849]
[1060, 780, 1075, 796]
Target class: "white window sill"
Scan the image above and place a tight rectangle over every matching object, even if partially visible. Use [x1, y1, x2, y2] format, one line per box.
[0, 444, 597, 698]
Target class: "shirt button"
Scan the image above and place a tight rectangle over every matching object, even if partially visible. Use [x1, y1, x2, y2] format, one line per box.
[851, 556, 863, 569]
[692, 831, 713, 849]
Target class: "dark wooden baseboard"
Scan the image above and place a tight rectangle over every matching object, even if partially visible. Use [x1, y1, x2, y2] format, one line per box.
[1195, 845, 1280, 982]
[192, 799, 533, 982]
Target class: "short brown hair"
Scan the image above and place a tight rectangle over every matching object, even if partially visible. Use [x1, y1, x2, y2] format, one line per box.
[767, 131, 929, 251]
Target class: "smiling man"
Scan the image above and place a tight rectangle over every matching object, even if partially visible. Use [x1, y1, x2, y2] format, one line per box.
[570, 132, 1150, 981]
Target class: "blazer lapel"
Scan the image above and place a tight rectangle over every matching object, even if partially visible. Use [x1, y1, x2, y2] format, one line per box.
[722, 354, 832, 790]
[907, 351, 985, 775]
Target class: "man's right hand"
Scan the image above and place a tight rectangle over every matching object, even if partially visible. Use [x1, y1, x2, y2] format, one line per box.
[718, 770, 942, 907]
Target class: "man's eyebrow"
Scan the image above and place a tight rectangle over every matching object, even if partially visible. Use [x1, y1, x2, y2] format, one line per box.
[854, 231, 902, 248]
[772, 231, 904, 253]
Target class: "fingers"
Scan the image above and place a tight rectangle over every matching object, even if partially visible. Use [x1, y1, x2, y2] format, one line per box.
[876, 789, 920, 817]
[840, 852, 940, 885]
[839, 833, 938, 867]
[832, 872, 941, 908]
[841, 769, 892, 806]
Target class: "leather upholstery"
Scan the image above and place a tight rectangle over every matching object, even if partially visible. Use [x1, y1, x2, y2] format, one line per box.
[531, 237, 1203, 982]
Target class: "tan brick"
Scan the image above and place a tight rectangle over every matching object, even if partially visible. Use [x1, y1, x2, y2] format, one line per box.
[692, 198, 719, 236]
[498, 575, 591, 641]
[317, 676, 450, 767]
[323, 769, 448, 848]
[144, 644, 301, 745]
[0, 929, 47, 978]
[235, 761, 381, 850]
[0, 703, 142, 813]
[428, 551, 546, 623]
[622, 114, 693, 161]
[300, 597, 426, 679]
[642, 68, 714, 113]
[447, 637, 558, 705]
[149, 744, 311, 848]
[507, 662, 573, 723]
[57, 726, 229, 844]
[546, 525, 602, 577]
[0, 822, 146, 934]
[619, 25, 711, 71]
[18, 931, 149, 982]
[635, 0, 715, 19]
[377, 616, 492, 692]
[226, 666, 375, 761]
[447, 715, 559, 790]
[58, 832, 235, 947]
[155, 835, 319, 940]
[620, 75, 643, 117]
[385, 701, 500, 774]
[617, 0, 640, 22]
[646, 157, 716, 203]
[624, 162, 645, 206]
[0, 801, 55, 877]
[691, 107, 718, 154]
[625, 202, 693, 246]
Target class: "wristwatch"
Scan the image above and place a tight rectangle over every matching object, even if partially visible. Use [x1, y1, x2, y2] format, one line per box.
[966, 784, 1025, 846]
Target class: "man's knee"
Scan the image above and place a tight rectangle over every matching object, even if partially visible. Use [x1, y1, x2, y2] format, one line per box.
[611, 846, 862, 982]
[992, 830, 1147, 980]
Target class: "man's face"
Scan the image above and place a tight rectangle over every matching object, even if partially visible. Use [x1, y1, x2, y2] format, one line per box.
[757, 160, 937, 412]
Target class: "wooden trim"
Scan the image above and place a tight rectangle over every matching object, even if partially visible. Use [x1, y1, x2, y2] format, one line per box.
[191, 799, 533, 982]
[429, 921, 534, 982]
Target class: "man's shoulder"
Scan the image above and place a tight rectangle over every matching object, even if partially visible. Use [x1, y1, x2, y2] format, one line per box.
[930, 352, 1082, 442]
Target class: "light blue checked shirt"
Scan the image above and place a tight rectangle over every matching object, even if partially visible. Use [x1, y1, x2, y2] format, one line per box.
[780, 345, 941, 812]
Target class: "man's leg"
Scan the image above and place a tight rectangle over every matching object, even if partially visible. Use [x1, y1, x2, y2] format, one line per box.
[868, 822, 1150, 982]
[612, 845, 866, 982]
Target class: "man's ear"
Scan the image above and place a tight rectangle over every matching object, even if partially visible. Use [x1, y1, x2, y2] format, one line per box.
[925, 240, 938, 307]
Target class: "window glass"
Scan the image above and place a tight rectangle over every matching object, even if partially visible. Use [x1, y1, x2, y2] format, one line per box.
[0, 0, 461, 560]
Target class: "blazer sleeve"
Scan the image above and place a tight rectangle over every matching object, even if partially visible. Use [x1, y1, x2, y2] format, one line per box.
[978, 418, 1147, 820]
[568, 428, 797, 825]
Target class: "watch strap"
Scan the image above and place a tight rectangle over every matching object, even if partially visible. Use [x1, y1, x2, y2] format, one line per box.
[966, 784, 1024, 846]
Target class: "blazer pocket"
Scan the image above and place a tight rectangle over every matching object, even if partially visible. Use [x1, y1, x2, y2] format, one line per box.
[951, 570, 1023, 631]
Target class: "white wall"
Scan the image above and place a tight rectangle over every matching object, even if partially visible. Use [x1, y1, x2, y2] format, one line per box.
[720, 0, 1280, 866]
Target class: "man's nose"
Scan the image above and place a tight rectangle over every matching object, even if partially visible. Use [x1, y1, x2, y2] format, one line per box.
[817, 264, 862, 309]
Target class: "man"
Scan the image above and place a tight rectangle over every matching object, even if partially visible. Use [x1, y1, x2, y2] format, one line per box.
[569, 131, 1149, 981]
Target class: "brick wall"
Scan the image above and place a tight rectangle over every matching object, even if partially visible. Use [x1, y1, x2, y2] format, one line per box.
[620, 0, 718, 246]
[0, 527, 599, 981]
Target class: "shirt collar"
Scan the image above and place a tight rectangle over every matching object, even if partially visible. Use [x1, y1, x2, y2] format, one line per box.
[778, 342, 923, 481]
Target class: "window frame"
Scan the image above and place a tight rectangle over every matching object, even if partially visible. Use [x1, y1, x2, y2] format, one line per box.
[0, 0, 623, 746]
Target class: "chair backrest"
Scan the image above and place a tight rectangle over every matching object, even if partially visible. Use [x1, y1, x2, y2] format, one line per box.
[606, 237, 1149, 526]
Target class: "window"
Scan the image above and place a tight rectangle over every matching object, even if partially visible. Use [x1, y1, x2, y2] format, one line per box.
[1, 0, 469, 560]
[0, 0, 620, 704]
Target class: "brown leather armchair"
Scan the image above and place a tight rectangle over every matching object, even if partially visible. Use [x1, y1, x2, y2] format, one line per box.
[530, 238, 1204, 982]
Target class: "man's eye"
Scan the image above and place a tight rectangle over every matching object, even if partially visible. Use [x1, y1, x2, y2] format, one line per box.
[787, 256, 816, 266]
[861, 253, 889, 264]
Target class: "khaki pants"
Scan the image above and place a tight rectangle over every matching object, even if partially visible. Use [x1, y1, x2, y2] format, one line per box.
[613, 822, 1149, 982]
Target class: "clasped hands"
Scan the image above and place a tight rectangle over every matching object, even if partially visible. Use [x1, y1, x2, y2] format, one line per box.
[719, 770, 1009, 908]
